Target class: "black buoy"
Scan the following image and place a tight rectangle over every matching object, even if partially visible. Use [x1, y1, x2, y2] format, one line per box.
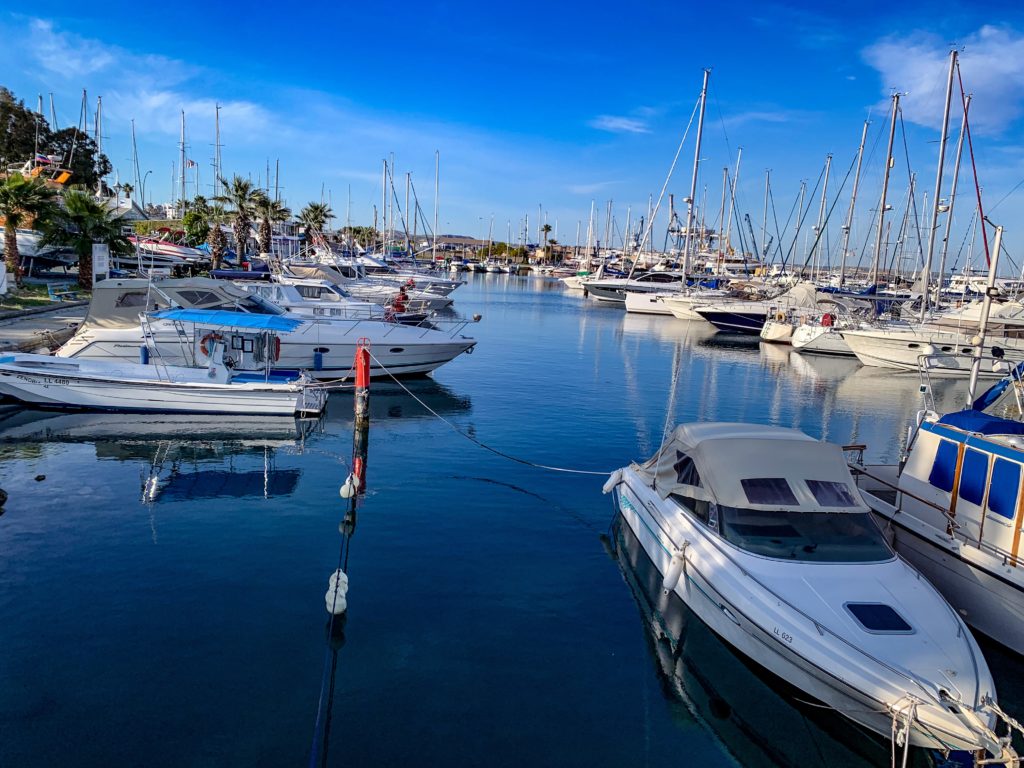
[34, 475, 45, 482]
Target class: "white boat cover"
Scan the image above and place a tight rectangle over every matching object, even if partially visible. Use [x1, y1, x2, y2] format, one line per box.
[635, 422, 868, 513]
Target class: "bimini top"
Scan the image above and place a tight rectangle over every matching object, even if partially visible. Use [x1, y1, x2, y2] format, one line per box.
[636, 422, 868, 513]
[150, 309, 303, 332]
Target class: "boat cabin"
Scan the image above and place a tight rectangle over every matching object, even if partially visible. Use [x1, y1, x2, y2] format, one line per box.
[636, 423, 893, 563]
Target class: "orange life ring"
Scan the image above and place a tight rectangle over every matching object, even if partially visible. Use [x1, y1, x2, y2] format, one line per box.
[200, 332, 223, 357]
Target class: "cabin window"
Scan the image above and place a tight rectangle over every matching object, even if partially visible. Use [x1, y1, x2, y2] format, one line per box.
[928, 439, 959, 492]
[672, 453, 702, 487]
[114, 292, 150, 308]
[844, 603, 914, 634]
[806, 480, 859, 507]
[987, 458, 1020, 520]
[176, 290, 222, 306]
[671, 493, 710, 525]
[297, 285, 322, 299]
[740, 478, 797, 506]
[718, 508, 892, 562]
[958, 448, 989, 506]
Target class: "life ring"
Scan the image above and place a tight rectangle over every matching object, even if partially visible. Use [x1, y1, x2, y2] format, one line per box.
[774, 311, 786, 322]
[200, 332, 224, 357]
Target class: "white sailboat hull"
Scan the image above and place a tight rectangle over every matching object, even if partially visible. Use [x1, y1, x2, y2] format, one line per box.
[624, 292, 674, 315]
[842, 329, 1020, 375]
[791, 325, 855, 356]
[759, 320, 794, 344]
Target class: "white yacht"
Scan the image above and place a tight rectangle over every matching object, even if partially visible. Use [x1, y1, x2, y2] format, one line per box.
[55, 278, 477, 379]
[851, 369, 1024, 655]
[604, 422, 1018, 760]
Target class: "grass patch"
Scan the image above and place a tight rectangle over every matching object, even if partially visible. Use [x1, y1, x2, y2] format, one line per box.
[0, 283, 89, 311]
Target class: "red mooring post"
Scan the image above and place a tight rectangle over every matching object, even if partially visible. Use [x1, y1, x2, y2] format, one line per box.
[352, 339, 370, 494]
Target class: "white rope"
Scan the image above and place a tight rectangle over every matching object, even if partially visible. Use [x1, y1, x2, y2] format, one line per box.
[366, 350, 612, 476]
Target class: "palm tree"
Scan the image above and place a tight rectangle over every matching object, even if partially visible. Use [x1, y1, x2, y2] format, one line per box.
[254, 194, 291, 256]
[121, 183, 134, 200]
[214, 175, 261, 268]
[0, 173, 59, 287]
[298, 202, 334, 242]
[41, 187, 131, 290]
[206, 204, 228, 268]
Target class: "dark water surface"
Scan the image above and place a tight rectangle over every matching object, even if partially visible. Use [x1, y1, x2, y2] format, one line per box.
[0, 274, 1019, 767]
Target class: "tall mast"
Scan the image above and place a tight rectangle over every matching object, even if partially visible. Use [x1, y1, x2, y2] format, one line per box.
[381, 158, 388, 253]
[48, 93, 57, 129]
[432, 150, 439, 262]
[405, 171, 411, 256]
[717, 167, 729, 256]
[839, 121, 870, 287]
[95, 96, 104, 194]
[920, 49, 958, 320]
[214, 103, 222, 197]
[811, 153, 832, 280]
[131, 118, 141, 199]
[725, 147, 742, 253]
[275, 159, 280, 202]
[761, 169, 770, 260]
[935, 95, 971, 294]
[179, 110, 186, 207]
[34, 94, 43, 162]
[683, 68, 710, 278]
[872, 93, 900, 288]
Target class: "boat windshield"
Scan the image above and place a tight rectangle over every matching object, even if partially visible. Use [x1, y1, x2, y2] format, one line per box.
[718, 507, 893, 563]
[235, 295, 287, 315]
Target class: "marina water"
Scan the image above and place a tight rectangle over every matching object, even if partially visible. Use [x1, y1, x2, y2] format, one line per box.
[1, 273, 1021, 767]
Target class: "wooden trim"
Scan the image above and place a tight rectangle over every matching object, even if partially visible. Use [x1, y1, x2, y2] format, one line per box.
[948, 441, 966, 529]
[1013, 486, 1024, 568]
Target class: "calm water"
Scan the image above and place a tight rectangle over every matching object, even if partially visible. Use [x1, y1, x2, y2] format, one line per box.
[0, 273, 1020, 767]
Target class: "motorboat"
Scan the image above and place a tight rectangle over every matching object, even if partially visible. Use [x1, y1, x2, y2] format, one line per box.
[851, 363, 1024, 655]
[842, 326, 1024, 374]
[283, 262, 455, 310]
[234, 278, 429, 324]
[0, 313, 326, 416]
[604, 422, 1019, 760]
[696, 283, 820, 335]
[54, 278, 477, 379]
[581, 270, 686, 305]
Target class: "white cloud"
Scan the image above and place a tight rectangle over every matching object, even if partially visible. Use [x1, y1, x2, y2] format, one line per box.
[588, 115, 650, 134]
[862, 25, 1024, 135]
[568, 181, 618, 194]
[720, 109, 808, 129]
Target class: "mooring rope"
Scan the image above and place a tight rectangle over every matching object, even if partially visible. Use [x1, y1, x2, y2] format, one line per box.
[366, 350, 612, 476]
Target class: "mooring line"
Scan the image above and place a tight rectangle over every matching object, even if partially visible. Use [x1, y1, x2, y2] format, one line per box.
[366, 350, 612, 476]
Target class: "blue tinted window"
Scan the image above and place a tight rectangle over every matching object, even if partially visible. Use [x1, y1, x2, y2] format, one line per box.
[740, 478, 797, 505]
[845, 603, 913, 633]
[806, 480, 859, 507]
[988, 458, 1020, 520]
[928, 439, 959, 492]
[959, 448, 989, 506]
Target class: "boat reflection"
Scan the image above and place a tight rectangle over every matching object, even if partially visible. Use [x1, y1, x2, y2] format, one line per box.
[323, 379, 472, 425]
[609, 517, 928, 768]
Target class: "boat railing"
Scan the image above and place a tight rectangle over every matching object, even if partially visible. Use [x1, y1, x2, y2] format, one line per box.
[917, 352, 1024, 416]
[847, 458, 1020, 566]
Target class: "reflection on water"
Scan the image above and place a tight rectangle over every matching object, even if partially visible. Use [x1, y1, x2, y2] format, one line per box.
[610, 517, 925, 768]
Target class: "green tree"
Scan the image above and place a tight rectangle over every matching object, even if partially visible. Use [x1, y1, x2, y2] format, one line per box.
[44, 128, 112, 191]
[182, 209, 210, 245]
[41, 186, 131, 290]
[298, 202, 333, 240]
[206, 204, 228, 267]
[214, 175, 261, 268]
[121, 183, 134, 199]
[0, 172, 59, 287]
[254, 194, 291, 256]
[0, 88, 44, 171]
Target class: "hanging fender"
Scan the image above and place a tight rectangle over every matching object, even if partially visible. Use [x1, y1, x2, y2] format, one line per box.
[274, 336, 281, 361]
[662, 543, 690, 594]
[602, 469, 623, 494]
[199, 332, 224, 357]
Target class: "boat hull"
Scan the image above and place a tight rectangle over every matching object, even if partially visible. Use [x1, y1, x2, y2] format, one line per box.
[696, 308, 767, 334]
[791, 325, 855, 356]
[759, 320, 794, 344]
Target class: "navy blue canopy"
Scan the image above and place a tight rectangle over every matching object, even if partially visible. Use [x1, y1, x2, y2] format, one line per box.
[938, 409, 1024, 436]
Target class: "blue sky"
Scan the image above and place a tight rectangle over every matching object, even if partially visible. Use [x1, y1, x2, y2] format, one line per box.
[2, 1, 1024, 269]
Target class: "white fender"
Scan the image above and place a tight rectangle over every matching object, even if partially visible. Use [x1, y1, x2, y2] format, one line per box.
[602, 469, 623, 494]
[325, 569, 349, 615]
[662, 548, 687, 593]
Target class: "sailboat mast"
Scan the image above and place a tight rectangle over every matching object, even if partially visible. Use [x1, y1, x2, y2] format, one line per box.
[683, 68, 710, 279]
[920, 49, 958, 320]
[405, 172, 411, 256]
[725, 147, 742, 253]
[381, 158, 387, 253]
[761, 169, 770, 260]
[214, 103, 222, 197]
[935, 95, 970, 295]
[178, 110, 186, 207]
[433, 151, 439, 262]
[95, 96, 104, 194]
[872, 93, 900, 288]
[811, 153, 832, 280]
[839, 121, 869, 287]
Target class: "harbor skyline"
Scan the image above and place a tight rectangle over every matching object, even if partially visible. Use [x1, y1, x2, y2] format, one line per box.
[2, 2, 1024, 259]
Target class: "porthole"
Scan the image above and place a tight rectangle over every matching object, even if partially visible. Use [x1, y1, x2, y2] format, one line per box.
[389, 347, 405, 353]
[908, 343, 920, 349]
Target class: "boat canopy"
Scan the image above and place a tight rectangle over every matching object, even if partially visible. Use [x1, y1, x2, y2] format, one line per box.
[80, 278, 256, 329]
[937, 409, 1024, 437]
[150, 309, 303, 332]
[636, 422, 868, 513]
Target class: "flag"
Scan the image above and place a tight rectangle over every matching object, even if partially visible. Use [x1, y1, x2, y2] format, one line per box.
[185, 159, 197, 168]
[34, 154, 51, 164]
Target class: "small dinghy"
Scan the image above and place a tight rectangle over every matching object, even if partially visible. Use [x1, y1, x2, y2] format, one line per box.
[604, 422, 1020, 762]
[0, 313, 326, 417]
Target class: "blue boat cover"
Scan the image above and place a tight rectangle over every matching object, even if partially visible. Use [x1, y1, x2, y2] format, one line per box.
[971, 361, 1024, 411]
[150, 309, 303, 332]
[937, 409, 1024, 436]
